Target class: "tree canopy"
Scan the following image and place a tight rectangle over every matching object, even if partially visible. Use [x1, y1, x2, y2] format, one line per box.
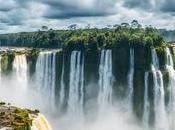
[0, 24, 166, 50]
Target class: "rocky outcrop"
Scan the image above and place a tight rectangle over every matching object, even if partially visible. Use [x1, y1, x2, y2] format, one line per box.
[0, 102, 51, 130]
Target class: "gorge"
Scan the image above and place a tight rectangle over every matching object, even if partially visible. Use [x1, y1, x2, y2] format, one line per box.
[0, 28, 175, 130]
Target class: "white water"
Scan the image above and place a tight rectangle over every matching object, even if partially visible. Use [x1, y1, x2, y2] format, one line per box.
[143, 72, 150, 129]
[165, 48, 175, 130]
[59, 55, 65, 111]
[35, 51, 56, 111]
[127, 48, 134, 108]
[32, 114, 52, 130]
[0, 56, 1, 73]
[151, 49, 168, 130]
[0, 56, 1, 79]
[67, 51, 84, 117]
[13, 54, 28, 88]
[98, 50, 113, 110]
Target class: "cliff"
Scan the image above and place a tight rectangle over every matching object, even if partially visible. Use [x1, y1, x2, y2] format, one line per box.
[0, 28, 174, 129]
[0, 102, 38, 130]
[0, 102, 51, 130]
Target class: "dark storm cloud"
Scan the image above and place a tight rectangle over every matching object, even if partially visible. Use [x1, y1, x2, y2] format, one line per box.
[123, 0, 152, 10]
[43, 0, 116, 19]
[0, 0, 17, 12]
[44, 6, 113, 19]
[0, 0, 37, 26]
[160, 0, 175, 14]
[0, 8, 26, 26]
[123, 0, 175, 15]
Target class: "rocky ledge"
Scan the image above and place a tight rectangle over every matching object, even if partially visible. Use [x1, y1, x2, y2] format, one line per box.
[0, 102, 40, 130]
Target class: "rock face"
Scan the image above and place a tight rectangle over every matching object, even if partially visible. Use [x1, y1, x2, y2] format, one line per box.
[0, 102, 52, 130]
[1, 44, 175, 129]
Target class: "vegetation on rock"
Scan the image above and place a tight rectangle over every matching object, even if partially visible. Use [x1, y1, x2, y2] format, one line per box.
[0, 102, 39, 130]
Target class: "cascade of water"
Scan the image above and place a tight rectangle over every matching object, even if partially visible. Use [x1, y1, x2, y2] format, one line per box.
[98, 50, 113, 110]
[59, 55, 65, 110]
[67, 51, 84, 117]
[151, 49, 168, 130]
[143, 72, 150, 129]
[35, 51, 56, 111]
[32, 114, 52, 130]
[165, 47, 175, 130]
[127, 48, 134, 108]
[0, 56, 1, 73]
[13, 54, 28, 87]
[166, 48, 174, 67]
[0, 56, 1, 74]
[151, 49, 159, 71]
[0, 56, 1, 82]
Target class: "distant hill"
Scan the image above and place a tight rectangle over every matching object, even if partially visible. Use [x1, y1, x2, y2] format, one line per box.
[159, 29, 175, 42]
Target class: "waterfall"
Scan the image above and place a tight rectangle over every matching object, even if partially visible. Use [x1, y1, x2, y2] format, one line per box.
[166, 48, 174, 67]
[13, 54, 28, 88]
[143, 72, 150, 129]
[127, 48, 134, 108]
[32, 114, 52, 130]
[151, 49, 168, 130]
[151, 49, 159, 71]
[67, 51, 84, 117]
[0, 56, 2, 82]
[0, 55, 1, 75]
[0, 56, 1, 73]
[59, 55, 65, 111]
[98, 50, 113, 110]
[165, 47, 175, 129]
[35, 51, 56, 111]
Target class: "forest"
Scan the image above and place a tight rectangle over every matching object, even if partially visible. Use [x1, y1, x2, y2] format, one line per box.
[0, 21, 166, 51]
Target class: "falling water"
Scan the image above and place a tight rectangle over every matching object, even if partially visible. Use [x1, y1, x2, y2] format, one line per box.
[127, 48, 134, 108]
[165, 47, 175, 130]
[13, 54, 28, 88]
[98, 50, 113, 110]
[35, 51, 56, 111]
[59, 55, 65, 111]
[0, 55, 2, 82]
[143, 72, 150, 129]
[166, 48, 174, 67]
[0, 55, 1, 74]
[151, 49, 168, 130]
[67, 51, 84, 117]
[151, 49, 159, 71]
[0, 56, 1, 73]
[32, 114, 52, 130]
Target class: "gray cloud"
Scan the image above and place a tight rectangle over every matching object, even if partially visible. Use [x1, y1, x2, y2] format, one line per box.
[1, 0, 175, 33]
[43, 0, 116, 19]
[123, 0, 152, 10]
[123, 0, 175, 15]
[160, 0, 175, 14]
[0, 0, 17, 12]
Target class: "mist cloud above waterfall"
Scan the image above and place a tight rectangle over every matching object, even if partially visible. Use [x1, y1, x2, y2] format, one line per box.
[1, 0, 175, 33]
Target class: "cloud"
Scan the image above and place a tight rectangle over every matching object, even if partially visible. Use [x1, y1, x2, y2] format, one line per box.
[1, 0, 175, 33]
[123, 0, 175, 15]
[43, 0, 117, 19]
[0, 0, 17, 12]
[160, 0, 175, 14]
[123, 0, 152, 10]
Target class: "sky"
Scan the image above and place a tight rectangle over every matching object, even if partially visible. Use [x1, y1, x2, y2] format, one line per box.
[0, 0, 175, 34]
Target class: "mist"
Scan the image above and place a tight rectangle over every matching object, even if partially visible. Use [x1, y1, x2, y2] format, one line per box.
[0, 75, 143, 130]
